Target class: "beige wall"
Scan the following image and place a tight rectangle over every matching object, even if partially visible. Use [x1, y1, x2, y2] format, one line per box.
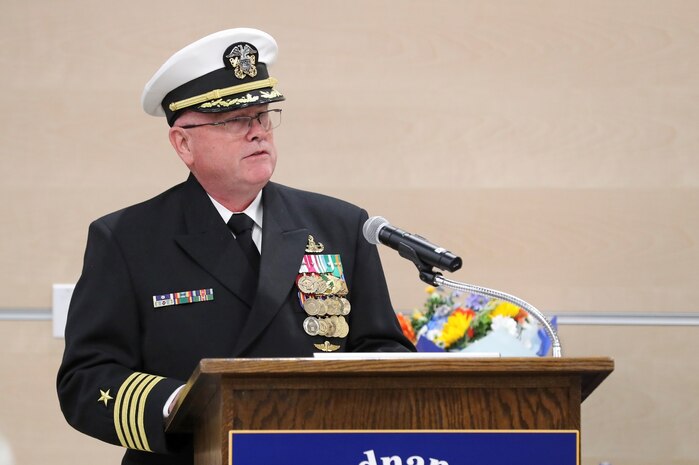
[1, 1, 697, 464]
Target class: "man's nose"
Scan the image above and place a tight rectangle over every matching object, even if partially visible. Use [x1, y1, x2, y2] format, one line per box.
[246, 116, 267, 140]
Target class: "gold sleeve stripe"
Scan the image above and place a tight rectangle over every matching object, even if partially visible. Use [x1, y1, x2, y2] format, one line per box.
[113, 372, 164, 452]
[126, 375, 148, 450]
[167, 77, 278, 112]
[134, 375, 163, 452]
[114, 372, 144, 449]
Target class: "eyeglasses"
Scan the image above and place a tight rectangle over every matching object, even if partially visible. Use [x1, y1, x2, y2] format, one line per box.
[179, 109, 282, 135]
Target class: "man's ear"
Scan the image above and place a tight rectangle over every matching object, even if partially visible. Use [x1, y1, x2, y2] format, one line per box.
[169, 127, 194, 167]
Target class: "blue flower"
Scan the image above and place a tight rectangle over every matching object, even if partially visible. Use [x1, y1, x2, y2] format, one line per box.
[426, 315, 447, 331]
[464, 293, 489, 311]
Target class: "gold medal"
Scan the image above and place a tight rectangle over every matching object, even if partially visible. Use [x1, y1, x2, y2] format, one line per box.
[318, 275, 332, 294]
[297, 274, 318, 294]
[330, 276, 344, 295]
[327, 317, 338, 337]
[337, 316, 349, 338]
[318, 318, 330, 336]
[326, 297, 341, 315]
[315, 277, 328, 294]
[317, 298, 329, 316]
[304, 297, 321, 316]
[328, 316, 339, 337]
[340, 297, 351, 315]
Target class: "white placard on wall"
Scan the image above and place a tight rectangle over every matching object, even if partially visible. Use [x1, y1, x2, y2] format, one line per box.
[52, 284, 75, 338]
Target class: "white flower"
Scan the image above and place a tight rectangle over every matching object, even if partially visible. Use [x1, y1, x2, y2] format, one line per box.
[491, 315, 518, 336]
[425, 328, 442, 341]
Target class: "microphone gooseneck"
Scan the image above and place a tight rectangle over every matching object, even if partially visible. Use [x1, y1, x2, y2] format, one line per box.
[433, 275, 562, 357]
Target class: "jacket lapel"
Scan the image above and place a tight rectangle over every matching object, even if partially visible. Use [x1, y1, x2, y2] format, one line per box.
[232, 183, 308, 355]
[174, 175, 257, 307]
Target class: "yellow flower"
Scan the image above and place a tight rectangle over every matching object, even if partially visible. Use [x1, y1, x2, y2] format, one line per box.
[489, 301, 521, 319]
[437, 311, 473, 348]
[425, 285, 437, 294]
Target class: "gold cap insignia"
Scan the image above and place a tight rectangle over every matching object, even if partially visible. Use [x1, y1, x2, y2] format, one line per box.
[305, 235, 324, 253]
[314, 341, 340, 352]
[224, 42, 258, 80]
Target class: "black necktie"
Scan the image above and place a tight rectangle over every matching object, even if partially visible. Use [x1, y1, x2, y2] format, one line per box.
[227, 214, 260, 275]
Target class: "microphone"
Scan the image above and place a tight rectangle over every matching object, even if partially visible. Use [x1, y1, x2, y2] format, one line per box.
[363, 216, 462, 273]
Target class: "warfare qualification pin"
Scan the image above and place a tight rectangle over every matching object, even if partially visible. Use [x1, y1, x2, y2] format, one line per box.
[305, 235, 324, 253]
[314, 341, 340, 352]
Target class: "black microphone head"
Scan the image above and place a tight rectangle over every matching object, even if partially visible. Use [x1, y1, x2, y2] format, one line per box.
[362, 216, 389, 245]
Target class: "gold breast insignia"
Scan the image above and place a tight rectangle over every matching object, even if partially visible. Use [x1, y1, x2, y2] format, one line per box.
[305, 235, 325, 253]
[314, 341, 340, 352]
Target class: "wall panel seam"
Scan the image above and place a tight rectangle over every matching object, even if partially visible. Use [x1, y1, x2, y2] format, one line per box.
[1, 308, 699, 326]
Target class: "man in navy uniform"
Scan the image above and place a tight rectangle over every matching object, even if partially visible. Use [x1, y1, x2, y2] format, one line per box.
[57, 28, 414, 465]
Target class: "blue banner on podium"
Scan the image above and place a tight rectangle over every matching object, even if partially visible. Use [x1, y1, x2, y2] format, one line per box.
[229, 430, 579, 465]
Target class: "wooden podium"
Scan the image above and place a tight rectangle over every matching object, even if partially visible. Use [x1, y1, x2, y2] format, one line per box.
[166, 357, 614, 465]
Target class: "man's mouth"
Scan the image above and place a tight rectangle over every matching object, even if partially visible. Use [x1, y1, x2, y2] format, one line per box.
[245, 150, 267, 159]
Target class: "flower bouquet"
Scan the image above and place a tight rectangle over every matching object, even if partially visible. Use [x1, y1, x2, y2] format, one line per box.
[397, 286, 556, 356]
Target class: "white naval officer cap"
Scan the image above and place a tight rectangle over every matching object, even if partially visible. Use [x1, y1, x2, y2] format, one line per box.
[141, 28, 285, 126]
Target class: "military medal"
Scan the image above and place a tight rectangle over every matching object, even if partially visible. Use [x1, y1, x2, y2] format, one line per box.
[320, 274, 346, 296]
[303, 317, 320, 336]
[297, 274, 318, 294]
[326, 316, 337, 336]
[326, 297, 341, 316]
[296, 238, 351, 343]
[318, 318, 330, 336]
[340, 297, 351, 315]
[336, 316, 349, 338]
[303, 296, 321, 316]
[315, 278, 328, 294]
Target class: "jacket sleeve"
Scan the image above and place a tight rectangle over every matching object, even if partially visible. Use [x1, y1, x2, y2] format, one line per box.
[345, 209, 416, 353]
[56, 218, 184, 454]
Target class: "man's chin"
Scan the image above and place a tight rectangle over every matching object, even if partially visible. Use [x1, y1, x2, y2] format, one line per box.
[247, 168, 275, 189]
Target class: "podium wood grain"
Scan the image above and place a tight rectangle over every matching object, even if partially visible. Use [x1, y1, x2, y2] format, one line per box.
[166, 357, 613, 465]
